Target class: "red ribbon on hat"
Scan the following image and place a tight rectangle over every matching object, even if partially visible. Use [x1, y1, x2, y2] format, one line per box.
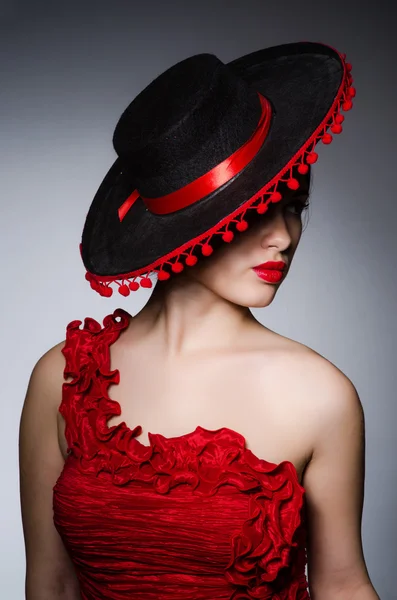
[118, 92, 272, 222]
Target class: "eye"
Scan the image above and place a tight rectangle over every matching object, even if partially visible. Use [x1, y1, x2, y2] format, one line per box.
[286, 197, 310, 216]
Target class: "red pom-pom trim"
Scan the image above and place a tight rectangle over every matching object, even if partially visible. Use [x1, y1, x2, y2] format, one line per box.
[222, 230, 234, 242]
[269, 191, 282, 202]
[306, 152, 318, 164]
[185, 255, 198, 266]
[157, 270, 170, 281]
[119, 284, 130, 296]
[236, 220, 248, 231]
[322, 133, 333, 144]
[140, 277, 152, 288]
[99, 285, 113, 297]
[342, 100, 353, 111]
[331, 123, 343, 134]
[287, 178, 300, 190]
[202, 244, 213, 256]
[171, 262, 184, 273]
[297, 164, 309, 175]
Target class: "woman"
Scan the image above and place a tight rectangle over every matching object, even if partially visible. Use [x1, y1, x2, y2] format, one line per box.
[19, 42, 380, 599]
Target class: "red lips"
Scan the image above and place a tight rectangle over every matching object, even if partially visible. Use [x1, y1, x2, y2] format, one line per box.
[252, 261, 286, 284]
[253, 261, 286, 270]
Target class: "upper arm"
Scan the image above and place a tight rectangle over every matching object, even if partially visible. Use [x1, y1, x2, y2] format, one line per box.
[19, 342, 81, 597]
[303, 358, 373, 597]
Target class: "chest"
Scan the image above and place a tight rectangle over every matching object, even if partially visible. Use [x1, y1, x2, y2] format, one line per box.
[57, 345, 313, 482]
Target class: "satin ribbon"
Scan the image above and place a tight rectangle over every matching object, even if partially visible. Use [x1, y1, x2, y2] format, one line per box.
[118, 92, 272, 222]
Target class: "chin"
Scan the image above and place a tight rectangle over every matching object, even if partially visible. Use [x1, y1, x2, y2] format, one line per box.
[248, 287, 280, 308]
[220, 282, 280, 308]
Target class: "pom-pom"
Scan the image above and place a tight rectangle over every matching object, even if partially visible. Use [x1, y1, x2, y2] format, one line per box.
[287, 178, 300, 190]
[342, 100, 353, 111]
[348, 86, 356, 97]
[256, 203, 268, 214]
[171, 262, 184, 273]
[222, 230, 234, 242]
[306, 152, 318, 164]
[185, 255, 198, 266]
[346, 62, 352, 72]
[270, 191, 282, 202]
[298, 164, 309, 175]
[157, 269, 170, 281]
[322, 133, 333, 144]
[118, 284, 130, 296]
[202, 243, 213, 256]
[236, 220, 248, 231]
[129, 280, 140, 290]
[140, 277, 152, 288]
[99, 285, 113, 297]
[331, 123, 343, 134]
[335, 114, 345, 124]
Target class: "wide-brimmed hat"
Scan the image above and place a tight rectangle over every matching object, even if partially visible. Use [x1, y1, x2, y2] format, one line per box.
[80, 41, 354, 297]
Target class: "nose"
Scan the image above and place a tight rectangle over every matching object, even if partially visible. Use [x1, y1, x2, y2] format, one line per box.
[259, 205, 293, 251]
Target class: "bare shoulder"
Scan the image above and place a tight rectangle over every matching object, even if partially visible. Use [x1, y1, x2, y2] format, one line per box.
[269, 333, 363, 446]
[21, 339, 69, 455]
[30, 339, 67, 392]
[23, 340, 69, 426]
[268, 330, 357, 391]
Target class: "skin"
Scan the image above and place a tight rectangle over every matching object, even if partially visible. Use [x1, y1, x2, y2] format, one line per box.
[151, 176, 309, 315]
[132, 170, 311, 357]
[19, 169, 379, 599]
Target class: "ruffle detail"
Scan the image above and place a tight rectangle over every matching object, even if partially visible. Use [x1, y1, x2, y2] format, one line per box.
[58, 309, 310, 599]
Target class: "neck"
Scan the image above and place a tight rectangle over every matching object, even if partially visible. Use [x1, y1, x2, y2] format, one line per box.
[134, 273, 257, 358]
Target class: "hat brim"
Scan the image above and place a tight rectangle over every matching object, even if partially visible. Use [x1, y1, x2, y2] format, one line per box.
[81, 42, 352, 291]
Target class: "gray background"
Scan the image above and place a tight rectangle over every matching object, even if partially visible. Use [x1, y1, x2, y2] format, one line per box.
[1, 0, 395, 597]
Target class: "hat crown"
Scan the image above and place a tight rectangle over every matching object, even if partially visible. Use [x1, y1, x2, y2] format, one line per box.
[112, 53, 262, 198]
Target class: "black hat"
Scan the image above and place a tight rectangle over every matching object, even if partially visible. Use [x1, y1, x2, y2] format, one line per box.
[81, 41, 354, 297]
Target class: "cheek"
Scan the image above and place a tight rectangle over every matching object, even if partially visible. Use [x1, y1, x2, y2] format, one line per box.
[190, 213, 304, 285]
[290, 219, 303, 245]
[191, 241, 248, 287]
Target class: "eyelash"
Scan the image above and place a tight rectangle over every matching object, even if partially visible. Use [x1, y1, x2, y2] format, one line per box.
[287, 199, 310, 215]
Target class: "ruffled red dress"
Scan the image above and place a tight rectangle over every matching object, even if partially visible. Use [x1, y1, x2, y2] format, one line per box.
[53, 308, 310, 599]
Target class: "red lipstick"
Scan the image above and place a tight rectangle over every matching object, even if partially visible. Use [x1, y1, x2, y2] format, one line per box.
[252, 261, 286, 283]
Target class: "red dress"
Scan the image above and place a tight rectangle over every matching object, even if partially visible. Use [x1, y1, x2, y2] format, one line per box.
[53, 308, 310, 599]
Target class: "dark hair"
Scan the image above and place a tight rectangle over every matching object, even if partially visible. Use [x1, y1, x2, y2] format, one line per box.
[301, 166, 313, 232]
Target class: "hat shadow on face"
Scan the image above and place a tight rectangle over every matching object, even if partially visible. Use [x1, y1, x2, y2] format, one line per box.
[155, 165, 312, 284]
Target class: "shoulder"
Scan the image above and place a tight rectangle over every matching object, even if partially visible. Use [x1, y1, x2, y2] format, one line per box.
[32, 340, 67, 385]
[294, 340, 361, 414]
[274, 336, 363, 448]
[27, 340, 68, 411]
[21, 341, 68, 461]
[27, 308, 113, 401]
[269, 332, 358, 396]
